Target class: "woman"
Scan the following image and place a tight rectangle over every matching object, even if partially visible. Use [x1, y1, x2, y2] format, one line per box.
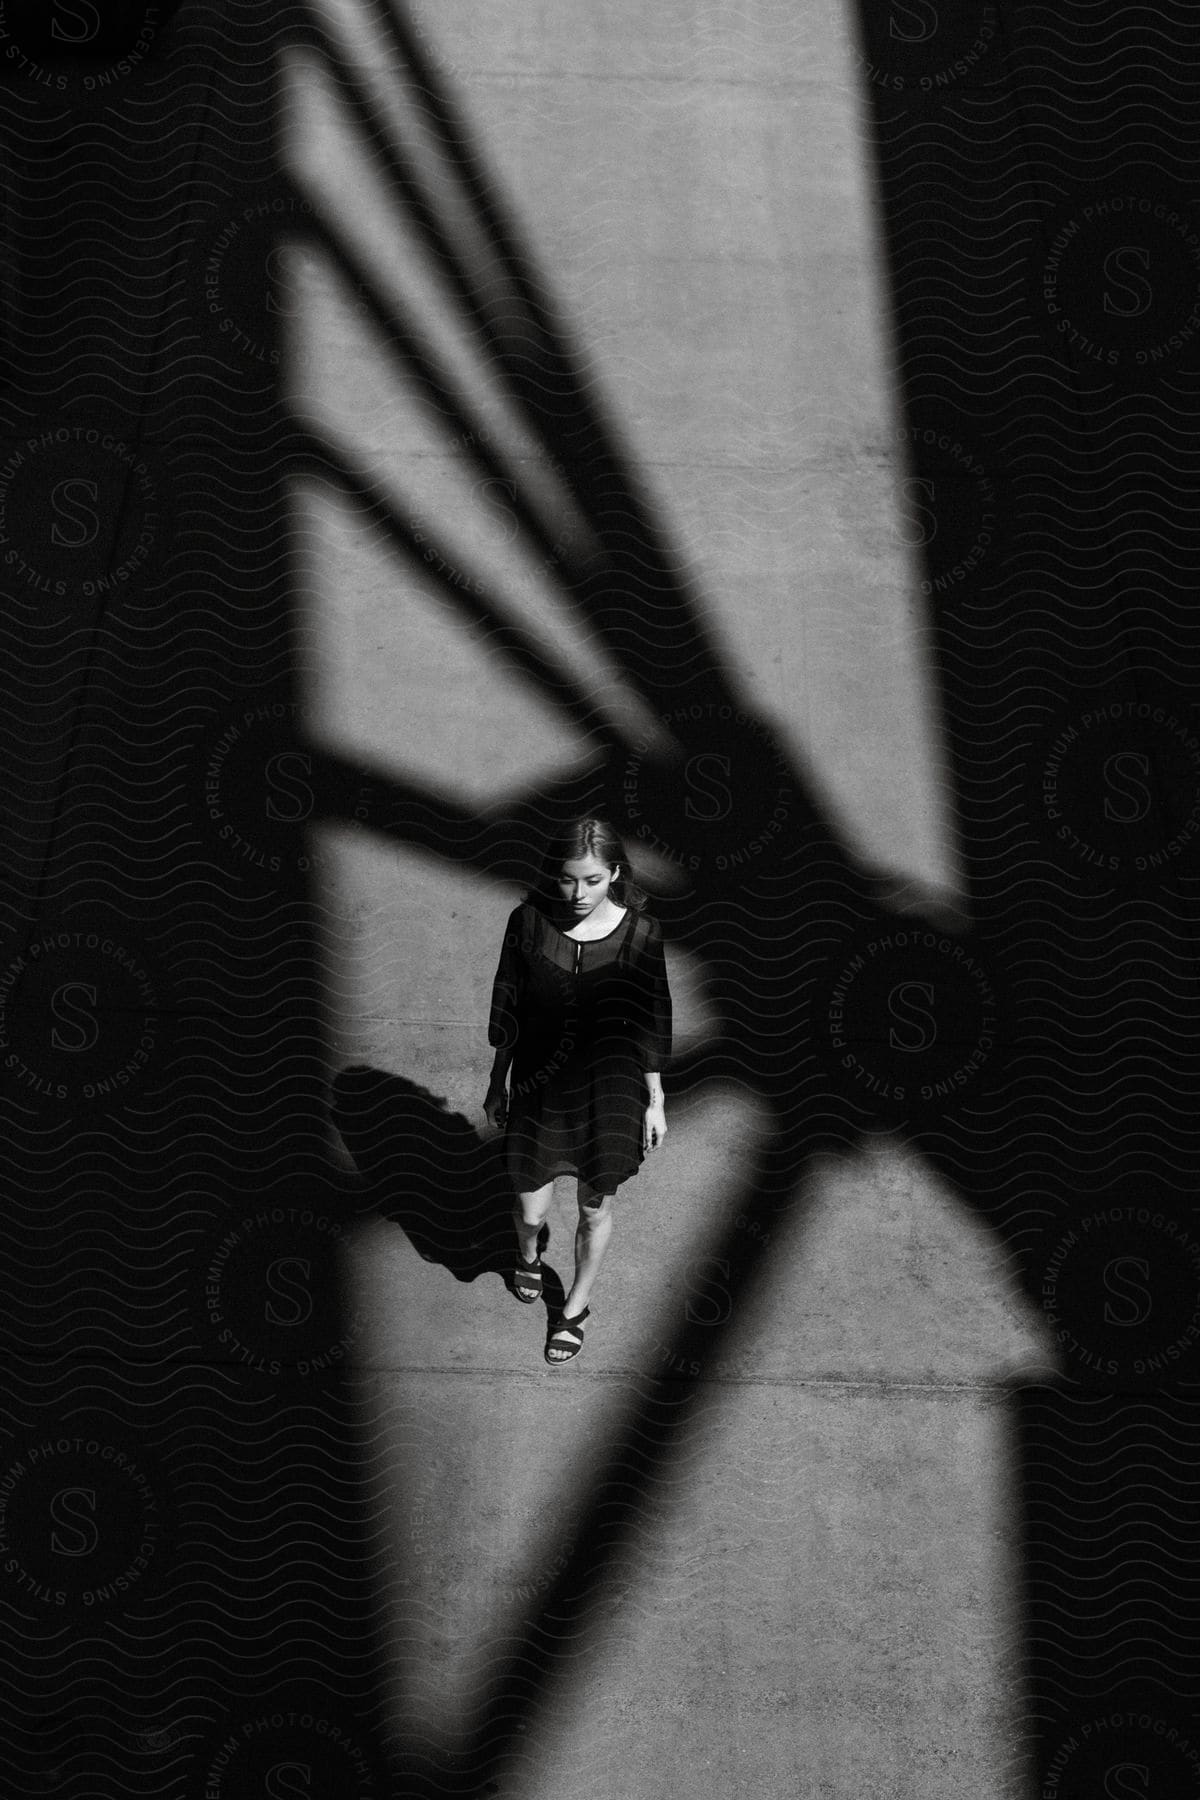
[483, 818, 672, 1364]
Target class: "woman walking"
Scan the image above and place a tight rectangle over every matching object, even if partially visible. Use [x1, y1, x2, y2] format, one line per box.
[483, 818, 672, 1363]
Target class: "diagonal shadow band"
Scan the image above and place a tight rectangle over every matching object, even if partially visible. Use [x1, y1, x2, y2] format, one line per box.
[293, 198, 598, 582]
[292, 431, 612, 740]
[293, 0, 732, 705]
[388, 1117, 836, 1798]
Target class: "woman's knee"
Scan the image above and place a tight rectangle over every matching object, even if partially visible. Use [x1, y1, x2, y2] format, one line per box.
[514, 1184, 553, 1226]
[577, 1188, 614, 1226]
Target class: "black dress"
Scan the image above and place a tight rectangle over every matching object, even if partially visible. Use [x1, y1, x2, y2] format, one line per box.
[488, 901, 672, 1194]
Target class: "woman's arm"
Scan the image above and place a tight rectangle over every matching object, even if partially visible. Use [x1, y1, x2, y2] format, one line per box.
[484, 1048, 511, 1127]
[637, 918, 673, 1073]
[638, 921, 670, 1150]
[642, 1069, 667, 1151]
[484, 910, 523, 1125]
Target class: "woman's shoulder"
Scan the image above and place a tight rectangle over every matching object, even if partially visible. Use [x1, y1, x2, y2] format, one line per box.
[504, 899, 543, 937]
[628, 907, 661, 945]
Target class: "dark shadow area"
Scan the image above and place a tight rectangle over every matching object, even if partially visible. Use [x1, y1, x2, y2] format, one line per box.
[330, 1064, 518, 1282]
[0, 2, 400, 1793]
[328, 1065, 571, 1318]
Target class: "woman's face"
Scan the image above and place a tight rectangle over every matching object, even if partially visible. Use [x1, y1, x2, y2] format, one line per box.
[556, 853, 618, 918]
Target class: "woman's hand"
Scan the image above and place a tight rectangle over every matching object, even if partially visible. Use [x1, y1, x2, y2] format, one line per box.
[484, 1082, 508, 1130]
[642, 1101, 667, 1153]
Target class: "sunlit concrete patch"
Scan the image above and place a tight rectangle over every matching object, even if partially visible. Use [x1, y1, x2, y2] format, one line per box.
[722, 1137, 1061, 1386]
[343, 1096, 1049, 1795]
[293, 479, 586, 806]
[314, 843, 506, 1075]
[350, 1369, 1026, 1800]
[497, 1384, 1024, 1800]
[403, 0, 845, 89]
[291, 0, 956, 895]
[388, 1, 954, 896]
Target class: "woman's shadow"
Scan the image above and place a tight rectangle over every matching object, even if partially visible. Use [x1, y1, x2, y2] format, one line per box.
[330, 1064, 559, 1305]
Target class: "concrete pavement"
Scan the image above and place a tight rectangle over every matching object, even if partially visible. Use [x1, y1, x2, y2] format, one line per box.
[296, 2, 1056, 1792]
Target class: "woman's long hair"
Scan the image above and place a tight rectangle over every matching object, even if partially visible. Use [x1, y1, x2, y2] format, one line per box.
[524, 817, 649, 912]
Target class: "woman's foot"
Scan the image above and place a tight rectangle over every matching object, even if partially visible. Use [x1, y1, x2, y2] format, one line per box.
[545, 1305, 590, 1364]
[513, 1251, 543, 1303]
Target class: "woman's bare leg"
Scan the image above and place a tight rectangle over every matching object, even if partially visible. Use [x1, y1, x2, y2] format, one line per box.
[514, 1181, 554, 1263]
[559, 1181, 615, 1321]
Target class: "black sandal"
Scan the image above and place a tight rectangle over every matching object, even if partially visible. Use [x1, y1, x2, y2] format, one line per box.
[513, 1252, 543, 1303]
[545, 1306, 590, 1364]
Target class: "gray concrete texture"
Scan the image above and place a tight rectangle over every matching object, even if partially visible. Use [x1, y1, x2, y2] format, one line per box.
[285, 1, 1058, 1793]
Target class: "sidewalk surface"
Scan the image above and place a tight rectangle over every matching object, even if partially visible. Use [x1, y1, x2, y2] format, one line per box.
[331, 1063, 1050, 1798]
[299, 2, 1056, 1793]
